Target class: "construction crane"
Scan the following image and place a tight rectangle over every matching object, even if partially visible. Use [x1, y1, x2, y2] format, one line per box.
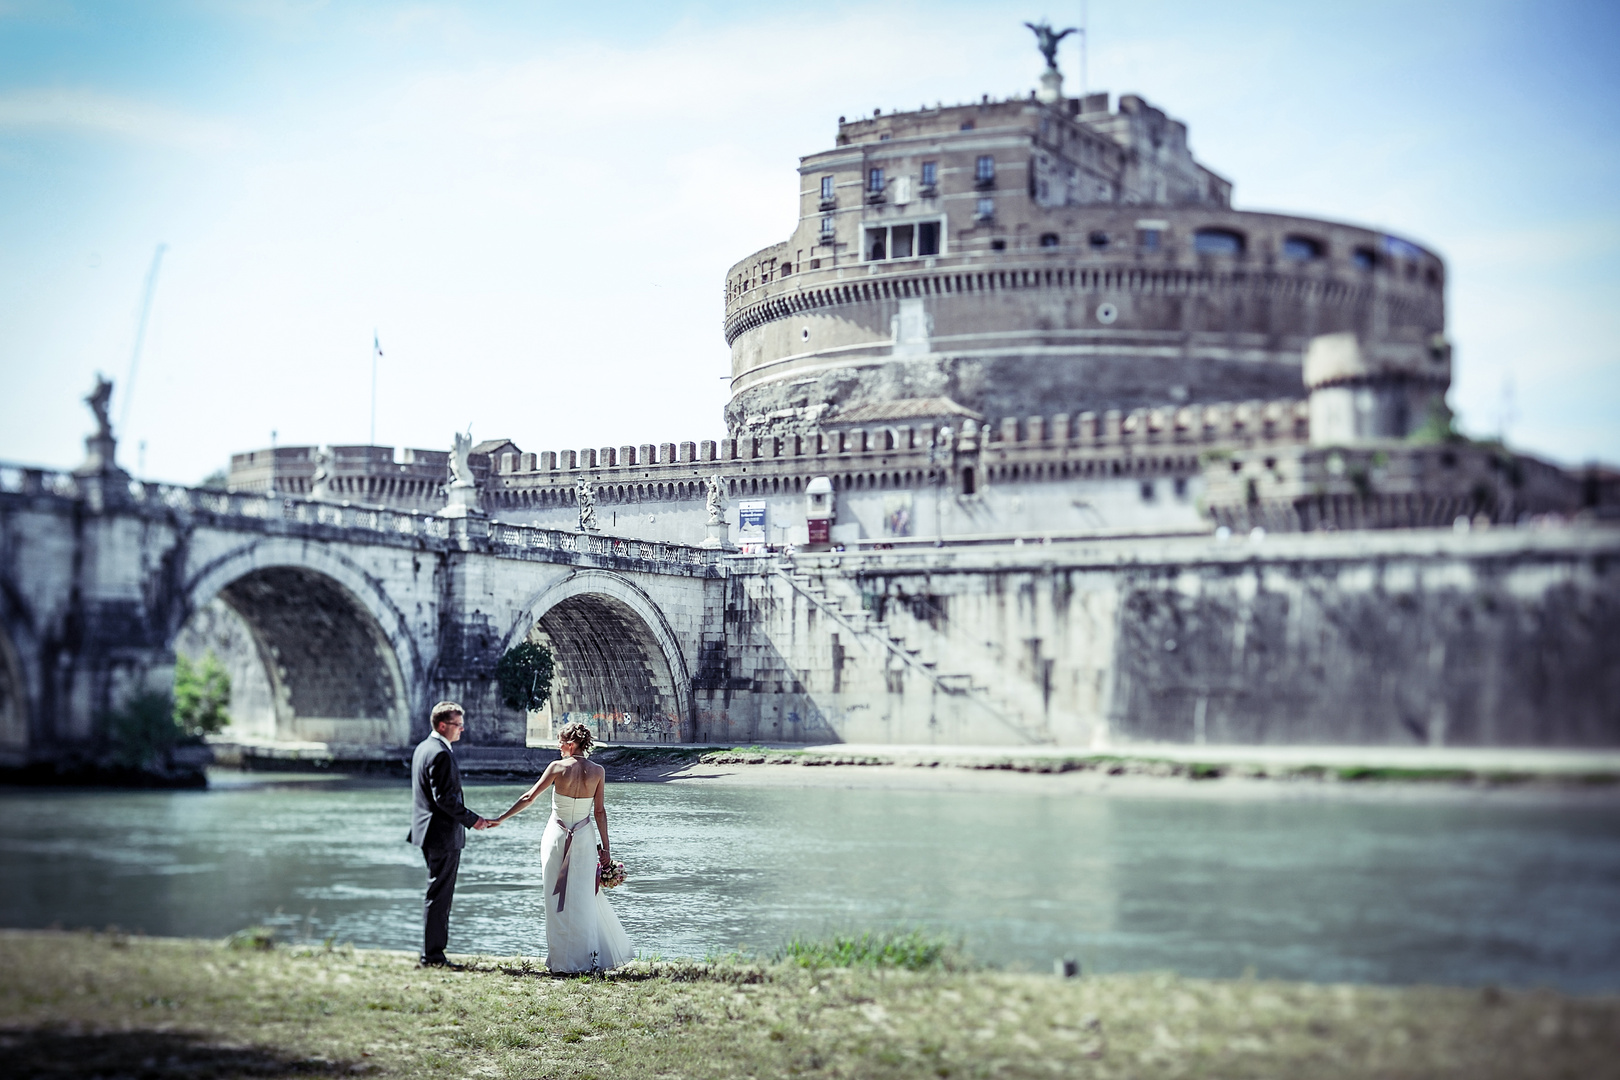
[117, 243, 168, 440]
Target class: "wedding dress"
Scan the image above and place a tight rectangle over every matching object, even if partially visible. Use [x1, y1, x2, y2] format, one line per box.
[541, 791, 633, 973]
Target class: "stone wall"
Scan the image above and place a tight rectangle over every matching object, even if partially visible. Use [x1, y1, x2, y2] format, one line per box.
[697, 528, 1620, 748]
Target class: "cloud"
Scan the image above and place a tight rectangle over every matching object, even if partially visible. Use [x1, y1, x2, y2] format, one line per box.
[0, 87, 240, 149]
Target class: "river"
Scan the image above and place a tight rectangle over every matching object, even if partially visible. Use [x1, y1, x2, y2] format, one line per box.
[1, 772, 1616, 992]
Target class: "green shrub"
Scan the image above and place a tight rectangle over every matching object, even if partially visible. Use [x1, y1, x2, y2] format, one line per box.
[496, 640, 555, 712]
[173, 651, 231, 736]
[107, 692, 180, 769]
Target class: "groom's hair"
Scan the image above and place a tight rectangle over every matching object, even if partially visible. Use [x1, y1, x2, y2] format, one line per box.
[430, 701, 464, 730]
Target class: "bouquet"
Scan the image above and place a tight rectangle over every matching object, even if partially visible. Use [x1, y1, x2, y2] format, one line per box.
[597, 859, 627, 889]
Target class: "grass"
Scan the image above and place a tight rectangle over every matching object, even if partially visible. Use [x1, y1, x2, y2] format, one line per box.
[775, 929, 965, 972]
[2, 930, 1617, 1079]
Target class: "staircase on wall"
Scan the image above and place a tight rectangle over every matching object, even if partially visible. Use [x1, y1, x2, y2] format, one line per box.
[770, 562, 1054, 745]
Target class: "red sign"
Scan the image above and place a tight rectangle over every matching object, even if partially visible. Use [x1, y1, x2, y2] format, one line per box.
[808, 518, 830, 545]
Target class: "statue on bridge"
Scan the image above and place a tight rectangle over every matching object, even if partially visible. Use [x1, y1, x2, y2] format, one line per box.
[75, 374, 124, 478]
[449, 430, 476, 490]
[85, 375, 114, 439]
[705, 474, 728, 526]
[439, 428, 484, 519]
[310, 446, 333, 502]
[576, 477, 599, 532]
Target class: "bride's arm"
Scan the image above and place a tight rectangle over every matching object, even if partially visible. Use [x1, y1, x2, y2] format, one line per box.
[496, 761, 559, 821]
[593, 766, 611, 864]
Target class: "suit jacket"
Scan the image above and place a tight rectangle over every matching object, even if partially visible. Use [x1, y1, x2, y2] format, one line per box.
[408, 734, 481, 851]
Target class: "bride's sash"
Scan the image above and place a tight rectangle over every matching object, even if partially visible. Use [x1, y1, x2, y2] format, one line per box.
[550, 813, 596, 913]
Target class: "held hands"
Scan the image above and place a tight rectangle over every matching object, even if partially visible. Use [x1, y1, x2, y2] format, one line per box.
[473, 816, 501, 830]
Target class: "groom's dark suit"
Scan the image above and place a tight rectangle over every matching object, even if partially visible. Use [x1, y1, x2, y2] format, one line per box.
[408, 731, 482, 965]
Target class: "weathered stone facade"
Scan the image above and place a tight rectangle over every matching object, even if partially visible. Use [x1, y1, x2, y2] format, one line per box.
[723, 92, 1444, 436]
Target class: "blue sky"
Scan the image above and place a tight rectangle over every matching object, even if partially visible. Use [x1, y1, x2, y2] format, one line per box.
[2, 0, 1617, 482]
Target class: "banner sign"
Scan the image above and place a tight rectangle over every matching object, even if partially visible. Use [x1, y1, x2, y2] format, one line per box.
[738, 500, 767, 539]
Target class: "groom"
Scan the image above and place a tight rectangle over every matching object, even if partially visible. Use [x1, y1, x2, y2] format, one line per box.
[408, 701, 497, 968]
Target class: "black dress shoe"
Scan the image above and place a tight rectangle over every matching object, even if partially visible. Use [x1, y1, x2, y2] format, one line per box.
[419, 957, 465, 970]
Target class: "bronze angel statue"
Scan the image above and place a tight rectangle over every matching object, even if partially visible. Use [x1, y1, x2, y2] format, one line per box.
[1025, 20, 1078, 71]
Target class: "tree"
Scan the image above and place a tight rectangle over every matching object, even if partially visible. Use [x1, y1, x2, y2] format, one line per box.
[497, 641, 555, 712]
[174, 651, 232, 736]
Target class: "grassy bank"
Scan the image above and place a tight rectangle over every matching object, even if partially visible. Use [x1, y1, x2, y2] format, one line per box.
[2, 931, 1615, 1079]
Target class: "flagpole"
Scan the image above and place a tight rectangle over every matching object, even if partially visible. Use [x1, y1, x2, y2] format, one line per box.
[370, 330, 379, 445]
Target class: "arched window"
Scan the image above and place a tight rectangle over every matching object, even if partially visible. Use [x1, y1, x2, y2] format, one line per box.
[1040, 232, 1060, 248]
[1194, 228, 1245, 256]
[1282, 235, 1323, 261]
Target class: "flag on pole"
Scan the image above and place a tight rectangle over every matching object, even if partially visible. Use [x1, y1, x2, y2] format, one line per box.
[374, 331, 383, 357]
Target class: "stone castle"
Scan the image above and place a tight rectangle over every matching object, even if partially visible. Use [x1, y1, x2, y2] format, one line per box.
[2, 35, 1616, 766]
[227, 55, 1603, 547]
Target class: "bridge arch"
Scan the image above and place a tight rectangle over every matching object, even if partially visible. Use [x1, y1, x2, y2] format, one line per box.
[180, 540, 422, 747]
[504, 570, 692, 744]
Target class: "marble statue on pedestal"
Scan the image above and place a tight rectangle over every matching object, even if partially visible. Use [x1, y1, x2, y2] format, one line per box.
[576, 477, 599, 532]
[439, 429, 484, 519]
[310, 446, 333, 501]
[75, 374, 124, 478]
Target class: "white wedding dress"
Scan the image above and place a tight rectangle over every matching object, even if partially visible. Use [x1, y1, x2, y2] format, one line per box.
[540, 791, 633, 973]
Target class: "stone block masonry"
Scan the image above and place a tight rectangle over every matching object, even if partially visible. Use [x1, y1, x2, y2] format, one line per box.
[697, 528, 1620, 748]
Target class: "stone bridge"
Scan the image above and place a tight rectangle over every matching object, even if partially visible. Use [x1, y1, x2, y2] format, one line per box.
[4, 462, 1618, 772]
[0, 465, 723, 766]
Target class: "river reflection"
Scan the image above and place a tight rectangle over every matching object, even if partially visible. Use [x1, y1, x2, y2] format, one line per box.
[1, 773, 1616, 992]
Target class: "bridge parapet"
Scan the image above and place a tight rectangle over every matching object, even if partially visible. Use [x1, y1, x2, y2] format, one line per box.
[1, 464, 722, 576]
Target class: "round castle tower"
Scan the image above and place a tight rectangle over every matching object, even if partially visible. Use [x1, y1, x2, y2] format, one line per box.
[723, 76, 1446, 437]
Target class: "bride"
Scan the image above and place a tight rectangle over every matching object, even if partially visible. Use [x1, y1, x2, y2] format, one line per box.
[494, 722, 632, 973]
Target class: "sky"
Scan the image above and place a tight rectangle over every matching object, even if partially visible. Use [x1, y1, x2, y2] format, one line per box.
[1, 0, 1617, 484]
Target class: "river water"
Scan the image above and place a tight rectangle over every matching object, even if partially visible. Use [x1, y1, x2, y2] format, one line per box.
[2, 772, 1617, 992]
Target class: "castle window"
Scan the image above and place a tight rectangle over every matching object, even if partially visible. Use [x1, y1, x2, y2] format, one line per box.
[1194, 228, 1245, 255]
[1040, 232, 1060, 248]
[820, 175, 834, 200]
[975, 155, 995, 184]
[976, 197, 994, 220]
[879, 133, 890, 141]
[918, 221, 940, 255]
[991, 238, 1006, 251]
[1140, 481, 1156, 502]
[868, 168, 885, 193]
[866, 228, 886, 260]
[959, 120, 974, 131]
[921, 161, 937, 187]
[1089, 231, 1109, 250]
[1138, 228, 1161, 251]
[891, 224, 914, 258]
[1352, 247, 1376, 271]
[961, 466, 977, 495]
[1282, 235, 1323, 261]
[1038, 180, 1049, 200]
[862, 219, 944, 261]
[820, 216, 835, 241]
[780, 262, 791, 276]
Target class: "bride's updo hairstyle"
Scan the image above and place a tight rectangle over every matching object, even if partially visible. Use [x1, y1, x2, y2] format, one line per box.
[558, 722, 594, 757]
